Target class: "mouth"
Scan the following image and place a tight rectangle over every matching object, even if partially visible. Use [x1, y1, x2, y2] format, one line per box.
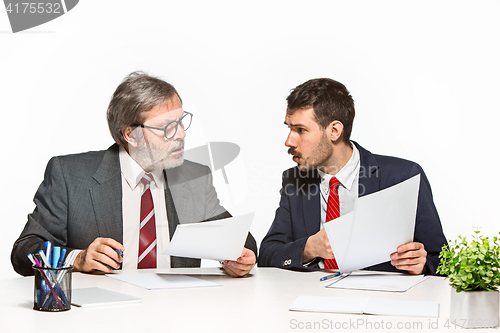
[288, 148, 301, 163]
[171, 147, 183, 155]
[169, 143, 184, 156]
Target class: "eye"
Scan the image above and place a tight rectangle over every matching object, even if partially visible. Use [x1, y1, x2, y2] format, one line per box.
[296, 128, 305, 134]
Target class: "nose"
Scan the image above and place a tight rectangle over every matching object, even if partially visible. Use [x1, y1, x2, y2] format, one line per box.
[173, 125, 186, 140]
[285, 130, 296, 148]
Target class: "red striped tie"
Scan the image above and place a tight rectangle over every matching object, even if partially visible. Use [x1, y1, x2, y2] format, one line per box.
[138, 173, 157, 269]
[324, 177, 340, 270]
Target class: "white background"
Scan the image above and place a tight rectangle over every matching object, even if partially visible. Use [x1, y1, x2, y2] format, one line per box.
[1, 1, 499, 280]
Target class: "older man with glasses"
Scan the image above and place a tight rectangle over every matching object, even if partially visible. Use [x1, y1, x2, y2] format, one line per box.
[11, 71, 257, 277]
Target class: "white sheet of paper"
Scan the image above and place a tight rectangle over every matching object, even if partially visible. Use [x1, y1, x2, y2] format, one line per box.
[364, 297, 439, 317]
[326, 273, 428, 292]
[290, 295, 439, 317]
[106, 273, 222, 290]
[290, 296, 368, 314]
[71, 287, 143, 307]
[163, 212, 254, 261]
[325, 174, 420, 272]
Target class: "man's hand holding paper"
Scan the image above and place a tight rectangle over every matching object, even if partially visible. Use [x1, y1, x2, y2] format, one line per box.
[164, 213, 255, 276]
[323, 175, 422, 274]
[223, 247, 256, 277]
[390, 242, 428, 275]
[303, 229, 336, 264]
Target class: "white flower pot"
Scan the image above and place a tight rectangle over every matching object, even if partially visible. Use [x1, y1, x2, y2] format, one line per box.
[450, 288, 499, 329]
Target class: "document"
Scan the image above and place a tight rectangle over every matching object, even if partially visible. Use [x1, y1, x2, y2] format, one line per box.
[106, 273, 222, 290]
[290, 296, 439, 317]
[326, 273, 429, 292]
[72, 287, 142, 307]
[163, 212, 254, 261]
[325, 174, 420, 272]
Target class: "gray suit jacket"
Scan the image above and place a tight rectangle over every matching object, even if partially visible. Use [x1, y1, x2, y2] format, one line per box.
[11, 144, 257, 276]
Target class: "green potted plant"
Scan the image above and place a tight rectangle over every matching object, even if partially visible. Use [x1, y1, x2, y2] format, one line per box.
[437, 228, 500, 329]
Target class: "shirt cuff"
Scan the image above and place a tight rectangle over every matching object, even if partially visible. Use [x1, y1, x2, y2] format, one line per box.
[64, 249, 82, 267]
[303, 257, 322, 267]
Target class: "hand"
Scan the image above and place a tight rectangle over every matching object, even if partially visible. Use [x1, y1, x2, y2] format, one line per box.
[390, 242, 427, 275]
[222, 247, 256, 277]
[302, 228, 335, 263]
[73, 237, 124, 273]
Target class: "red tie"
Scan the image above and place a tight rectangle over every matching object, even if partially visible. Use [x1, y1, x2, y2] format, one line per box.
[324, 177, 340, 270]
[138, 173, 157, 269]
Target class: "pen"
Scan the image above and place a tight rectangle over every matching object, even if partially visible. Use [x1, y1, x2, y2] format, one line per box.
[116, 249, 124, 257]
[320, 271, 342, 281]
[57, 248, 66, 268]
[44, 241, 52, 268]
[52, 247, 61, 269]
[33, 253, 43, 268]
[27, 253, 37, 267]
[38, 250, 52, 269]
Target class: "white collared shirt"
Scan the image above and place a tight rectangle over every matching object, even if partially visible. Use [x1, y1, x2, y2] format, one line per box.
[119, 146, 171, 270]
[316, 142, 360, 268]
[64, 147, 172, 269]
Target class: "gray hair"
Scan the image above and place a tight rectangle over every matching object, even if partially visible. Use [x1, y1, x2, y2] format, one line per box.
[106, 71, 181, 147]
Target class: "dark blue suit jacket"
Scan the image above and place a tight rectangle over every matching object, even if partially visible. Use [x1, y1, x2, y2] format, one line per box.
[258, 142, 447, 275]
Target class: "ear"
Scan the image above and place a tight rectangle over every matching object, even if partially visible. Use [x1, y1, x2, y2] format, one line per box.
[329, 121, 344, 142]
[122, 126, 138, 147]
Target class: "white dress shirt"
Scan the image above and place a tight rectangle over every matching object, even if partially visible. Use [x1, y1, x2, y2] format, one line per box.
[64, 147, 172, 269]
[316, 142, 360, 268]
[119, 146, 171, 270]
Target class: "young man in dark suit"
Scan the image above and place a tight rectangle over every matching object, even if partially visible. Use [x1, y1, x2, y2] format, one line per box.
[258, 78, 446, 275]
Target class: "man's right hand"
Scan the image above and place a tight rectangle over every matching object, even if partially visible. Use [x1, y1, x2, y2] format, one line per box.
[73, 237, 124, 273]
[302, 228, 335, 263]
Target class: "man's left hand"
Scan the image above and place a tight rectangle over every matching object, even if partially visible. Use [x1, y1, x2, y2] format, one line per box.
[390, 242, 427, 275]
[222, 247, 256, 277]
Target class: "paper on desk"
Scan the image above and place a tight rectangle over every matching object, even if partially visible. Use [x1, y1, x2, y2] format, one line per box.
[326, 273, 429, 292]
[106, 273, 222, 290]
[163, 212, 254, 261]
[325, 174, 420, 273]
[290, 295, 439, 317]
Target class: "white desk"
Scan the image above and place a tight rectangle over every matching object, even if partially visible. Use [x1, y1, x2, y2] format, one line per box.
[3, 267, 453, 332]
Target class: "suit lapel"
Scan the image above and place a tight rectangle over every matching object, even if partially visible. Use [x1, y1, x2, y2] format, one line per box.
[301, 170, 322, 235]
[164, 166, 198, 226]
[163, 167, 200, 268]
[89, 144, 124, 243]
[354, 141, 381, 196]
[162, 169, 182, 240]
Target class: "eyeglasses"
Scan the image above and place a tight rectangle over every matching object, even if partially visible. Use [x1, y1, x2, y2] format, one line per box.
[134, 111, 193, 140]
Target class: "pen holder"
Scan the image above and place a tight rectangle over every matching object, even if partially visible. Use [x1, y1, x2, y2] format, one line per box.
[33, 265, 72, 311]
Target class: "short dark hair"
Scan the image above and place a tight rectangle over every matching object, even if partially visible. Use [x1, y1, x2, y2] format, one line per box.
[286, 78, 355, 143]
[107, 71, 181, 146]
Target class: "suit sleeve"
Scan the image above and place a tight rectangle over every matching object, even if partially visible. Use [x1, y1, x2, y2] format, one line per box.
[11, 157, 74, 276]
[201, 167, 257, 258]
[412, 164, 447, 275]
[258, 172, 312, 269]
